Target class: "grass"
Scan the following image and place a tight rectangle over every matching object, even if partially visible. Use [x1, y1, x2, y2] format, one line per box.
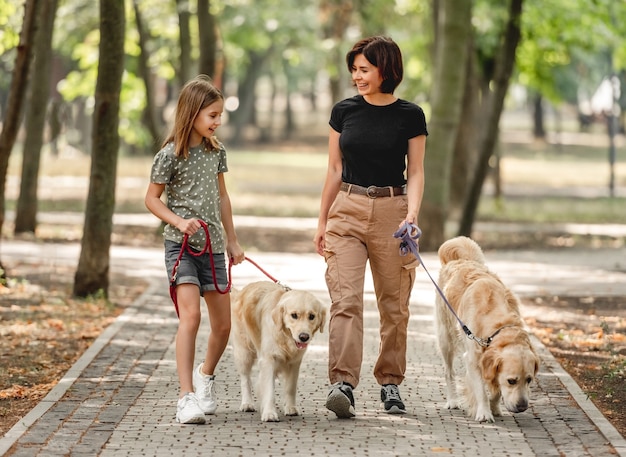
[5, 136, 626, 223]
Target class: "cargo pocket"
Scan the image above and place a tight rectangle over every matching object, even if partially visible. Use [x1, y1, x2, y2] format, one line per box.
[324, 249, 343, 303]
[400, 258, 420, 305]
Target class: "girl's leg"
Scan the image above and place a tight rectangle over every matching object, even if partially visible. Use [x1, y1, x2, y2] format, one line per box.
[175, 283, 202, 396]
[200, 291, 231, 375]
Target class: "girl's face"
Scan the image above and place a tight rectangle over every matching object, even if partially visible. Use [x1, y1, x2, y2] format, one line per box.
[351, 53, 383, 96]
[190, 99, 224, 146]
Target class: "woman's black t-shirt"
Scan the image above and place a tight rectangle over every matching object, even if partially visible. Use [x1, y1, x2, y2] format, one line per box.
[329, 95, 428, 187]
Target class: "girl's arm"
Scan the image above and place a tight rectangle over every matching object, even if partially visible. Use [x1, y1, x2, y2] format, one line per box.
[218, 173, 245, 265]
[313, 128, 343, 256]
[145, 182, 199, 235]
[404, 134, 427, 226]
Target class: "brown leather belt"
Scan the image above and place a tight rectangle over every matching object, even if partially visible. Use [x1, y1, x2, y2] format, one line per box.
[340, 182, 406, 198]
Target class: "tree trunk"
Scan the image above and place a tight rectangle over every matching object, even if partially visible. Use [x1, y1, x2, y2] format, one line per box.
[73, 0, 125, 298]
[176, 0, 192, 87]
[532, 91, 546, 139]
[458, 0, 523, 237]
[319, 0, 354, 104]
[0, 0, 40, 273]
[229, 50, 270, 145]
[15, 0, 59, 235]
[419, 0, 472, 251]
[450, 35, 479, 215]
[197, 0, 217, 78]
[133, 0, 163, 153]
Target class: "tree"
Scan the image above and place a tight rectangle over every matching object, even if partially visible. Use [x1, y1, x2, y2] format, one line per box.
[319, 0, 354, 104]
[73, 0, 125, 297]
[197, 0, 219, 80]
[458, 0, 523, 236]
[176, 0, 192, 86]
[132, 0, 164, 153]
[0, 0, 40, 271]
[419, 0, 472, 250]
[14, 0, 59, 234]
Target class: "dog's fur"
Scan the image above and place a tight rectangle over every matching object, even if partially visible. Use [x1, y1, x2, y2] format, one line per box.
[230, 281, 326, 422]
[434, 236, 540, 423]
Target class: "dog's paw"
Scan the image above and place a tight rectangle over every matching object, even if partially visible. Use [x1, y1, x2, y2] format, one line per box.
[474, 411, 495, 423]
[261, 410, 280, 422]
[240, 402, 256, 413]
[284, 406, 299, 416]
[445, 400, 460, 410]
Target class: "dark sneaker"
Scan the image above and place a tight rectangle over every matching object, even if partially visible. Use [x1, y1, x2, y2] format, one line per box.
[325, 382, 355, 418]
[381, 384, 406, 414]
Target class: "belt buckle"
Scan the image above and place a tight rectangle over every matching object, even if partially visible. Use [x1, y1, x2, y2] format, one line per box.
[366, 185, 378, 198]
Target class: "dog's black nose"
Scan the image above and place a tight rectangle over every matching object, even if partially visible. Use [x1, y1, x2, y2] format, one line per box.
[512, 400, 528, 413]
[299, 333, 310, 343]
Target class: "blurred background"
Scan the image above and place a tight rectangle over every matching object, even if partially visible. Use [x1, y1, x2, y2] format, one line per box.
[0, 0, 624, 261]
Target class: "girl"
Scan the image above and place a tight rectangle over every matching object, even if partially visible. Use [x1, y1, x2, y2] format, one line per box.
[314, 36, 428, 418]
[145, 75, 245, 424]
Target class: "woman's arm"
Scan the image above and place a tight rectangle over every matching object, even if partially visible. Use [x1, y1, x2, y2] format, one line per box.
[404, 134, 427, 226]
[313, 128, 343, 256]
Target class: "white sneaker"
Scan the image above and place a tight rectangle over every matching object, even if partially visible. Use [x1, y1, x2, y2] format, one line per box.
[193, 363, 218, 414]
[176, 392, 206, 424]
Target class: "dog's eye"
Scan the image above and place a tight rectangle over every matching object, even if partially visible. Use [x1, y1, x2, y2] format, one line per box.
[526, 376, 533, 384]
[507, 379, 517, 386]
[308, 313, 315, 321]
[291, 313, 298, 319]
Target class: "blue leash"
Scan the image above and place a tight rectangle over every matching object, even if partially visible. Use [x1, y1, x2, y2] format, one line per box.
[393, 222, 495, 347]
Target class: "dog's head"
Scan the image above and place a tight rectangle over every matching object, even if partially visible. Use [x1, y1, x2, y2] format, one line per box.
[272, 290, 327, 350]
[481, 335, 540, 413]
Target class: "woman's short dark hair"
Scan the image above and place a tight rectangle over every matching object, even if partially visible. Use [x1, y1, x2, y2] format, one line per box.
[346, 36, 403, 94]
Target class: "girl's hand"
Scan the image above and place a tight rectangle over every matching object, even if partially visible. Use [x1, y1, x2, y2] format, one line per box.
[176, 218, 200, 236]
[227, 241, 245, 265]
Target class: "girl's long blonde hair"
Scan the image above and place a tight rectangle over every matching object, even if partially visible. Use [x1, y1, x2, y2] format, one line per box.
[163, 74, 223, 159]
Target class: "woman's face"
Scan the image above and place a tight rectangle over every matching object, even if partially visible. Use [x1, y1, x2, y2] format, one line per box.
[351, 53, 383, 96]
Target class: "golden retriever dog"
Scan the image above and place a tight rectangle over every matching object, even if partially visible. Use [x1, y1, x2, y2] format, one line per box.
[230, 281, 326, 422]
[434, 236, 540, 423]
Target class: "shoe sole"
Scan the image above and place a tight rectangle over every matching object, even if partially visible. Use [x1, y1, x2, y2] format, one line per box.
[176, 414, 206, 424]
[383, 404, 406, 414]
[326, 391, 355, 419]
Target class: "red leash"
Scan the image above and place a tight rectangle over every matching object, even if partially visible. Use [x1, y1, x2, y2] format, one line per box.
[169, 220, 284, 317]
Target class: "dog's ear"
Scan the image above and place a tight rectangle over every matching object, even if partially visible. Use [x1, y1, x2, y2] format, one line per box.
[272, 299, 286, 328]
[532, 352, 540, 378]
[481, 349, 501, 390]
[317, 305, 327, 334]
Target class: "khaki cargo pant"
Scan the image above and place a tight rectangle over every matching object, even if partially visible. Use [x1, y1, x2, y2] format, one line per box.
[323, 189, 420, 389]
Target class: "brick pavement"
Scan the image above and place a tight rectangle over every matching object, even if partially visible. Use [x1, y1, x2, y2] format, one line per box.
[1, 244, 626, 456]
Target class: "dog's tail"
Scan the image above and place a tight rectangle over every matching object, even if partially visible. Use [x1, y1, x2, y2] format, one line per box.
[438, 236, 486, 265]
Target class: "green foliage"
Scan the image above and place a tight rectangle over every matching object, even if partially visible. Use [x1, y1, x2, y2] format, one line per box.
[0, 0, 20, 55]
[517, 0, 624, 105]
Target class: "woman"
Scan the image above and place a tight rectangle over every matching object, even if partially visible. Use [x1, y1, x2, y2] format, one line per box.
[314, 36, 428, 418]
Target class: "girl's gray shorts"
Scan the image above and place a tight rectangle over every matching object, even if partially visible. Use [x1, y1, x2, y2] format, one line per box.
[165, 240, 228, 293]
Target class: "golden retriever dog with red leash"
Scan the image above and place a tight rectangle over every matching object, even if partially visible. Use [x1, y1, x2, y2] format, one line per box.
[435, 236, 540, 423]
[230, 281, 326, 422]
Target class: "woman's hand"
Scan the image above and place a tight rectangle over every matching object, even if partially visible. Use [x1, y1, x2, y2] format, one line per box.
[313, 225, 326, 256]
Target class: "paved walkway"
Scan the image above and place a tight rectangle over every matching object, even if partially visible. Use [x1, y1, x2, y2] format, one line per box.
[1, 234, 626, 456]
